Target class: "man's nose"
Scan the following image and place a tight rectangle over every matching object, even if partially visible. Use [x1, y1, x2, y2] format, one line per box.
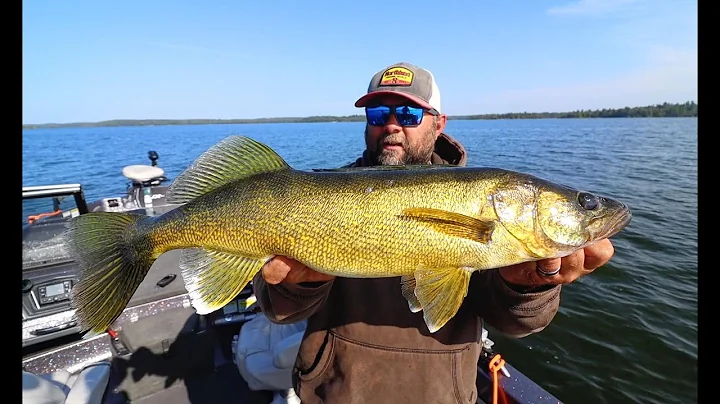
[384, 114, 402, 133]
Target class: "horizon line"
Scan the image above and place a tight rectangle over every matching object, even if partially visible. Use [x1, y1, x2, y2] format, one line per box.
[23, 100, 698, 128]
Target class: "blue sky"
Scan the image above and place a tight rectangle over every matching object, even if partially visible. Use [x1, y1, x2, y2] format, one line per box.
[22, 0, 697, 124]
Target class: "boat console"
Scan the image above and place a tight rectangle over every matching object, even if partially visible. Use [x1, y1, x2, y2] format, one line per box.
[22, 152, 177, 350]
[22, 184, 87, 348]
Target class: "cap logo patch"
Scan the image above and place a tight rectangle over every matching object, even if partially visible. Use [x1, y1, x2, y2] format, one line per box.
[379, 67, 414, 86]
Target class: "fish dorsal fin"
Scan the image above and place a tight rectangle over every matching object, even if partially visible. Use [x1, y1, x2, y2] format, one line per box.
[400, 207, 496, 244]
[167, 136, 290, 205]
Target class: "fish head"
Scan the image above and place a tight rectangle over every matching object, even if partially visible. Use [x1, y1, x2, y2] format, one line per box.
[492, 177, 632, 258]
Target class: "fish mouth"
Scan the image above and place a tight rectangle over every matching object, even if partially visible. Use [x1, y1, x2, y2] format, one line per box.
[592, 204, 632, 239]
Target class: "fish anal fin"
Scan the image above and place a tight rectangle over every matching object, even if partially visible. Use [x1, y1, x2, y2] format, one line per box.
[400, 275, 422, 313]
[413, 267, 472, 333]
[400, 207, 495, 243]
[179, 248, 268, 315]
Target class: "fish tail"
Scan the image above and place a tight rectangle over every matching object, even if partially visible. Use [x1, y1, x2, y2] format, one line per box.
[65, 212, 157, 333]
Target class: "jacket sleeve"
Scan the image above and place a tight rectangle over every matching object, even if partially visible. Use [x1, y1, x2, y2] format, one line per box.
[468, 270, 561, 338]
[252, 271, 334, 324]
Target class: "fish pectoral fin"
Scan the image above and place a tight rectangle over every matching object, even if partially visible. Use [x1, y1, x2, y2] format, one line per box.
[400, 275, 422, 313]
[179, 248, 268, 315]
[400, 207, 495, 243]
[413, 267, 472, 333]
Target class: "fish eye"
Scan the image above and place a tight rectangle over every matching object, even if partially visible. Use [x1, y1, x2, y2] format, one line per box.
[578, 192, 600, 210]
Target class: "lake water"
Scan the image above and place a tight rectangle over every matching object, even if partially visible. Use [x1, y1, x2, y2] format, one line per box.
[22, 118, 698, 404]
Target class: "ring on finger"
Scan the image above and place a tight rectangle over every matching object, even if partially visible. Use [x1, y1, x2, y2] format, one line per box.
[536, 263, 561, 277]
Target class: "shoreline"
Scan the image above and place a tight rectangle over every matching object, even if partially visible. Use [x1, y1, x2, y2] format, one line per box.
[23, 102, 698, 130]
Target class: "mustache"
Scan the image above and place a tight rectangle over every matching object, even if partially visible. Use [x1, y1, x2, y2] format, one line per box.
[378, 133, 408, 148]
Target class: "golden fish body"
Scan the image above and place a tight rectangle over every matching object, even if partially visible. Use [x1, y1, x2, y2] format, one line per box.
[158, 169, 525, 276]
[66, 136, 632, 334]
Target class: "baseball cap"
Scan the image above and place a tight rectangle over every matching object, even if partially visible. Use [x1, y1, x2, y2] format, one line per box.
[354, 62, 442, 113]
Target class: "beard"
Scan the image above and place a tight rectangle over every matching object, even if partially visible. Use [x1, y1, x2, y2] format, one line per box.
[365, 122, 438, 166]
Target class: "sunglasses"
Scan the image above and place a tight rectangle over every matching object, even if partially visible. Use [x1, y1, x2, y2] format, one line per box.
[365, 105, 439, 127]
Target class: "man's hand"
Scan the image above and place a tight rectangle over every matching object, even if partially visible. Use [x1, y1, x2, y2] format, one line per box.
[498, 239, 615, 289]
[261, 256, 335, 285]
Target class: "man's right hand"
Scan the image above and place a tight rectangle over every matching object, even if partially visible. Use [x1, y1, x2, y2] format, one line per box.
[261, 256, 335, 285]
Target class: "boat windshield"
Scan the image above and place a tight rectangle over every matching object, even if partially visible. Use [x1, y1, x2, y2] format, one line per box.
[22, 226, 73, 270]
[22, 196, 77, 270]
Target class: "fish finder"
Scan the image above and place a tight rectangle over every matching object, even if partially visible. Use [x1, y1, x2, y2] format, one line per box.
[36, 280, 72, 306]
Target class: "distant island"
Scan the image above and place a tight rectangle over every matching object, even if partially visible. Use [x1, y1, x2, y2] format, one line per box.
[22, 101, 697, 130]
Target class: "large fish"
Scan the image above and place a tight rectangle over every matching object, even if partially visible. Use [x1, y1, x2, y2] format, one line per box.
[66, 136, 632, 334]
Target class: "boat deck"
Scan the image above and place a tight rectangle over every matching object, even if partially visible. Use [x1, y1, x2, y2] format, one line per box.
[24, 247, 272, 403]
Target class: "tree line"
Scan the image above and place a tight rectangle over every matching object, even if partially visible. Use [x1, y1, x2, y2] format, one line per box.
[22, 101, 697, 129]
[455, 101, 697, 120]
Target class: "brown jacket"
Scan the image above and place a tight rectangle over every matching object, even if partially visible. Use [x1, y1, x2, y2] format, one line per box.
[253, 133, 561, 404]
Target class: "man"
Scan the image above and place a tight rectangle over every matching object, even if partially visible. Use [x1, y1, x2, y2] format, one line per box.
[252, 62, 616, 403]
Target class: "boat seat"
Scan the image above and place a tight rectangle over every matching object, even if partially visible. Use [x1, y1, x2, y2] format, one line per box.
[121, 165, 165, 183]
[235, 313, 306, 392]
[22, 362, 111, 404]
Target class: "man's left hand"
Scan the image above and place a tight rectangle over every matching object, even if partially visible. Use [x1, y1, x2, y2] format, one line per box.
[498, 239, 616, 289]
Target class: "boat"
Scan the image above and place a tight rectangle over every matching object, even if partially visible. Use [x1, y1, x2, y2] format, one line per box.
[21, 149, 564, 404]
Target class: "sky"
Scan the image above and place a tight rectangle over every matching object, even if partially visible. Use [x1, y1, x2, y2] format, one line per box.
[22, 0, 697, 124]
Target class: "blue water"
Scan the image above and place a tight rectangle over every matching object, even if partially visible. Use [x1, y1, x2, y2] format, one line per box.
[22, 118, 698, 404]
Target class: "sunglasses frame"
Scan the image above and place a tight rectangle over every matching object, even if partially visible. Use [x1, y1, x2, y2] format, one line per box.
[365, 104, 440, 127]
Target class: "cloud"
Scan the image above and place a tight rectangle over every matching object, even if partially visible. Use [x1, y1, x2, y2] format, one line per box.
[532, 0, 696, 113]
[610, 3, 696, 48]
[547, 0, 639, 16]
[460, 47, 696, 114]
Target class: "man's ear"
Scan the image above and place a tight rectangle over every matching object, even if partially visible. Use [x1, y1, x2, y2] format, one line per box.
[435, 114, 447, 135]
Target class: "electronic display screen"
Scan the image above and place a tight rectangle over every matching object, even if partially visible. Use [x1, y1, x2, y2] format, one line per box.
[45, 283, 65, 297]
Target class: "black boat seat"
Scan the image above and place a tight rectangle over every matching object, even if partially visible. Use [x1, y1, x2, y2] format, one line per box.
[121, 165, 166, 183]
[22, 362, 111, 404]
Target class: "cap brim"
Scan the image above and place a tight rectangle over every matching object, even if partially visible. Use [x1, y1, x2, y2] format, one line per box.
[354, 91, 434, 111]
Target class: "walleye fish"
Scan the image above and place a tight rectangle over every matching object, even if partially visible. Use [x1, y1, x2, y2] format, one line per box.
[65, 135, 632, 334]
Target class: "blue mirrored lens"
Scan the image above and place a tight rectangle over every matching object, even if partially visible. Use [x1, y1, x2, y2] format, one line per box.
[395, 106, 423, 126]
[365, 106, 424, 126]
[366, 106, 391, 126]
